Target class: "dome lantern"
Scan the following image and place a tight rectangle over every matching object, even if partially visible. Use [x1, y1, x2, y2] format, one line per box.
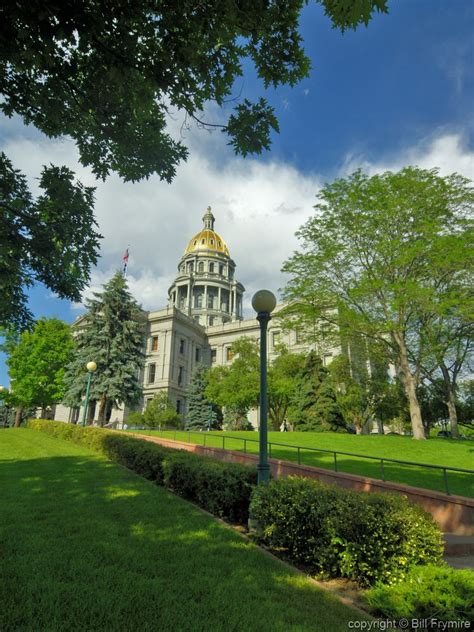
[203, 206, 215, 230]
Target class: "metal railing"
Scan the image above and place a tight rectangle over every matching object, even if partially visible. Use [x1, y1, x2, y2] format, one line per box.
[151, 428, 473, 496]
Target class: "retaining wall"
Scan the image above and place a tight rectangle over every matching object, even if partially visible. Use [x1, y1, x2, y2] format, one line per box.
[130, 433, 474, 536]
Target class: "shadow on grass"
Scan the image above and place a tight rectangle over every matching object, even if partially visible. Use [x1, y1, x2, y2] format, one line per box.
[0, 452, 369, 632]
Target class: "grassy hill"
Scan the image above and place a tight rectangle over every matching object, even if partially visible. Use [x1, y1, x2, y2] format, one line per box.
[0, 429, 370, 632]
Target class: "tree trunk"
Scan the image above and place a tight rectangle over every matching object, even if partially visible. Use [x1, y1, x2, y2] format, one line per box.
[440, 364, 460, 439]
[394, 333, 425, 440]
[98, 394, 107, 426]
[41, 406, 47, 419]
[14, 406, 23, 428]
[377, 419, 384, 435]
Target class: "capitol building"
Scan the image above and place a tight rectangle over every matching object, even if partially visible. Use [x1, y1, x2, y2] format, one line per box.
[56, 207, 335, 424]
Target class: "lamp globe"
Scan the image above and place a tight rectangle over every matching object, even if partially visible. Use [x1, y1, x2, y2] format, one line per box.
[252, 290, 277, 314]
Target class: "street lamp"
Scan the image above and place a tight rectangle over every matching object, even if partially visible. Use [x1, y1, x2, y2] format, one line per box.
[252, 289, 277, 485]
[81, 361, 97, 427]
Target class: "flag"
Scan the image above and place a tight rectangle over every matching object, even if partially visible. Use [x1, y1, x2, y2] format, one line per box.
[122, 248, 129, 273]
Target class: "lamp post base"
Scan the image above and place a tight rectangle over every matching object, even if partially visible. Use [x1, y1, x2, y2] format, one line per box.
[257, 463, 271, 485]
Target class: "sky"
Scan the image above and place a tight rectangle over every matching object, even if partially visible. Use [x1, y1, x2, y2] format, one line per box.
[1, 0, 473, 387]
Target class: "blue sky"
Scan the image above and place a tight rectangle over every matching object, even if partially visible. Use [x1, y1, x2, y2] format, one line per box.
[1, 0, 473, 387]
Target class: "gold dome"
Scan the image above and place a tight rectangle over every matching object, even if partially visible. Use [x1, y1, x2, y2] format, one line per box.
[185, 229, 230, 257]
[184, 206, 230, 257]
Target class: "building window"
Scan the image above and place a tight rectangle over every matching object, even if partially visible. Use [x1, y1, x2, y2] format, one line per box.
[198, 262, 204, 272]
[178, 366, 184, 385]
[209, 316, 215, 326]
[211, 348, 217, 363]
[195, 294, 203, 308]
[176, 399, 182, 414]
[195, 347, 201, 363]
[151, 336, 158, 352]
[179, 338, 186, 354]
[226, 346, 234, 362]
[219, 264, 224, 275]
[148, 363, 156, 384]
[210, 239, 214, 245]
[201, 238, 205, 244]
[209, 263, 214, 273]
[272, 331, 281, 348]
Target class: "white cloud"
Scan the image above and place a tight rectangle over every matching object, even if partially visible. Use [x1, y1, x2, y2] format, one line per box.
[2, 117, 473, 321]
[340, 133, 474, 180]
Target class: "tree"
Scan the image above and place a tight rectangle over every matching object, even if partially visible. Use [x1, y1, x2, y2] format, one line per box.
[5, 318, 74, 422]
[63, 272, 145, 424]
[282, 167, 473, 439]
[0, 1, 387, 183]
[267, 349, 306, 429]
[142, 392, 181, 428]
[418, 311, 473, 439]
[0, 154, 101, 331]
[205, 338, 260, 425]
[287, 351, 345, 431]
[186, 365, 221, 430]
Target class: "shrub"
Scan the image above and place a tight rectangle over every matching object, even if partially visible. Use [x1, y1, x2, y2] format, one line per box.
[162, 451, 256, 523]
[365, 564, 474, 621]
[250, 477, 443, 586]
[27, 419, 256, 523]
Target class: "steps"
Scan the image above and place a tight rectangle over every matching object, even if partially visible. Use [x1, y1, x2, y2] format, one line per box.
[444, 533, 474, 570]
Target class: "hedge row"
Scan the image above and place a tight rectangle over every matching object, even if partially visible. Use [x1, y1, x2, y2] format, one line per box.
[27, 420, 256, 523]
[250, 477, 444, 586]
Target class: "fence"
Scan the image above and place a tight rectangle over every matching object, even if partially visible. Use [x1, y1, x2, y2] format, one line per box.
[151, 428, 473, 496]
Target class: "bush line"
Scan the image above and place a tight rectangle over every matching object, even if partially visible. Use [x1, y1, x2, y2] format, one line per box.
[27, 419, 256, 523]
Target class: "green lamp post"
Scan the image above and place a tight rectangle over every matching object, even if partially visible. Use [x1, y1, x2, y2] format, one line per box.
[81, 361, 97, 427]
[252, 289, 277, 485]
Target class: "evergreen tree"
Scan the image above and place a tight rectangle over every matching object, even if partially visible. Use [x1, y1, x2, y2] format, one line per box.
[288, 351, 345, 431]
[186, 365, 221, 430]
[63, 272, 145, 424]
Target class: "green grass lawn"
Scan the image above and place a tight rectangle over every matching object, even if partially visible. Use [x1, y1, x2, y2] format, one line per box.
[0, 429, 370, 632]
[132, 429, 474, 498]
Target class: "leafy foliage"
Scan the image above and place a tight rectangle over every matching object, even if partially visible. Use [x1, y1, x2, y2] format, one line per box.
[142, 391, 182, 428]
[282, 167, 474, 439]
[0, 154, 101, 330]
[0, 1, 387, 182]
[63, 272, 145, 422]
[6, 318, 73, 410]
[250, 476, 443, 587]
[186, 365, 221, 430]
[365, 564, 474, 621]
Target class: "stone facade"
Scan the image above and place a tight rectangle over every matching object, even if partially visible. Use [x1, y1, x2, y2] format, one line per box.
[53, 208, 338, 425]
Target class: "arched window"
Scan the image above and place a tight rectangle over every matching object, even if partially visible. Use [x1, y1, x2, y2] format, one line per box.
[198, 262, 204, 272]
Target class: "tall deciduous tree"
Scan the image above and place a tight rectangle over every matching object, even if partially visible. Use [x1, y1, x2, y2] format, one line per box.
[186, 365, 221, 430]
[63, 272, 145, 424]
[0, 154, 101, 331]
[6, 318, 74, 421]
[282, 167, 473, 439]
[0, 1, 387, 183]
